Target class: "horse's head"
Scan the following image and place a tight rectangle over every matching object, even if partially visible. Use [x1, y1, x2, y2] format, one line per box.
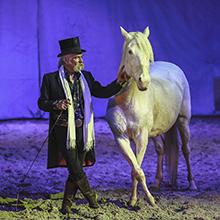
[120, 26, 154, 91]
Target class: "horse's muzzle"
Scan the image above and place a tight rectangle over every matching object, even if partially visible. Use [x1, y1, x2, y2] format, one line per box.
[137, 81, 149, 91]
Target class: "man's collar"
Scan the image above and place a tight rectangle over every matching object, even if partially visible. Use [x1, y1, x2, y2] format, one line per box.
[64, 70, 81, 80]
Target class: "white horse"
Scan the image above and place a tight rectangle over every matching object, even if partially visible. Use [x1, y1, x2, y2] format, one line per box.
[106, 26, 197, 207]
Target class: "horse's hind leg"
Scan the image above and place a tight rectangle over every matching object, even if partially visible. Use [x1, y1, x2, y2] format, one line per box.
[151, 135, 165, 191]
[177, 116, 197, 190]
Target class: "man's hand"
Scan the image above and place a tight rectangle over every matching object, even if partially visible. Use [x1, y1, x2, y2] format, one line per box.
[54, 99, 71, 110]
[117, 65, 130, 84]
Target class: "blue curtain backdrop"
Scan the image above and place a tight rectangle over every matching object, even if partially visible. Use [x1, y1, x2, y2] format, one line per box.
[0, 0, 220, 119]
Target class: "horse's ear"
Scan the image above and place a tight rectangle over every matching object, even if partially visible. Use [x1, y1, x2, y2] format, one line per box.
[143, 26, 150, 38]
[120, 26, 131, 40]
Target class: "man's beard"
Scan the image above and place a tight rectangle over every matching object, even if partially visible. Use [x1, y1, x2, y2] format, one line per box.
[73, 63, 84, 72]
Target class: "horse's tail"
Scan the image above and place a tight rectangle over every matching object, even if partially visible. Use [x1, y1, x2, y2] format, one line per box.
[164, 122, 179, 187]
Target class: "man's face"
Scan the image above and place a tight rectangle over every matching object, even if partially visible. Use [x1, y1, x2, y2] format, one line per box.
[63, 53, 84, 73]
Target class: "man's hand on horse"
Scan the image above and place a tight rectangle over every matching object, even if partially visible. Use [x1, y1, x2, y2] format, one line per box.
[117, 65, 130, 85]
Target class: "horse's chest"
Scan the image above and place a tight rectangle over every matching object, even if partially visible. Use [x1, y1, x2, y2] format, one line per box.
[114, 90, 153, 134]
[122, 102, 150, 128]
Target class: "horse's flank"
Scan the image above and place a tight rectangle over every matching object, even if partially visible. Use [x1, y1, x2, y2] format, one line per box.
[149, 61, 191, 136]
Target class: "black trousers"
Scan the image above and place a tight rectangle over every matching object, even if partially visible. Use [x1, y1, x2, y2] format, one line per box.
[54, 126, 86, 181]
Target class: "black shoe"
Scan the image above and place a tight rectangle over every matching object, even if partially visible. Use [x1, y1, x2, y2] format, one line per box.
[60, 177, 78, 214]
[76, 176, 99, 209]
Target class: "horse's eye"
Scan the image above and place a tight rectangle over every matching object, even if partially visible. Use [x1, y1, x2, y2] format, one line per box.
[128, 50, 133, 55]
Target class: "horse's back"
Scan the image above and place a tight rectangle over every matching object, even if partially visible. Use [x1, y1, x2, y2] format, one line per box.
[150, 61, 188, 85]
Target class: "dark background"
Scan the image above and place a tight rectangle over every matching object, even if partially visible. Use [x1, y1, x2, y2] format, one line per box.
[0, 0, 220, 119]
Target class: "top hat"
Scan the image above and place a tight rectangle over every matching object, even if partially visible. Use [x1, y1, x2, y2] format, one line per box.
[57, 37, 86, 57]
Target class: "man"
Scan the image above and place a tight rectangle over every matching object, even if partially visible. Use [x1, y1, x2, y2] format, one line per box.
[38, 37, 126, 214]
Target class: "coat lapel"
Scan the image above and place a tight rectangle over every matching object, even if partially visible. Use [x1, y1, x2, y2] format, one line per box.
[55, 71, 66, 98]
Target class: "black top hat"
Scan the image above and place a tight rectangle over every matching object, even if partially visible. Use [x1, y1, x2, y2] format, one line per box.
[57, 37, 86, 57]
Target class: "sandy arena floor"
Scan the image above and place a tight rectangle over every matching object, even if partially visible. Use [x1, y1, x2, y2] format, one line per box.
[0, 117, 220, 219]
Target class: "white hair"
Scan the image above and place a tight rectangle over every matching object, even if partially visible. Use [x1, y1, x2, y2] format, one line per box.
[58, 57, 64, 68]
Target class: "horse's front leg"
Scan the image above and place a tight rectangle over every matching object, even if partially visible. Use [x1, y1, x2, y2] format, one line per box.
[129, 169, 138, 207]
[133, 130, 156, 207]
[106, 107, 142, 207]
[116, 136, 141, 207]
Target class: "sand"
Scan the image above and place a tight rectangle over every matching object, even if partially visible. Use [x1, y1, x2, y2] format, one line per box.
[0, 117, 219, 219]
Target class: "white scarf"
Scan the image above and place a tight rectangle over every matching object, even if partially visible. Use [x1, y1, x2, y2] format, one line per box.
[59, 66, 95, 151]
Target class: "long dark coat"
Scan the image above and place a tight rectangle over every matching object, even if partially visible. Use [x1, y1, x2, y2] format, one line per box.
[38, 70, 122, 169]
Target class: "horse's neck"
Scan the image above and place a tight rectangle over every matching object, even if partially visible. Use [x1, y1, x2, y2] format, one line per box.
[115, 80, 143, 106]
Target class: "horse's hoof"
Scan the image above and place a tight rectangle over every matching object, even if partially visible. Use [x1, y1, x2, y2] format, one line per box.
[127, 199, 137, 207]
[149, 199, 159, 209]
[145, 194, 156, 207]
[149, 198, 156, 207]
[188, 180, 198, 191]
